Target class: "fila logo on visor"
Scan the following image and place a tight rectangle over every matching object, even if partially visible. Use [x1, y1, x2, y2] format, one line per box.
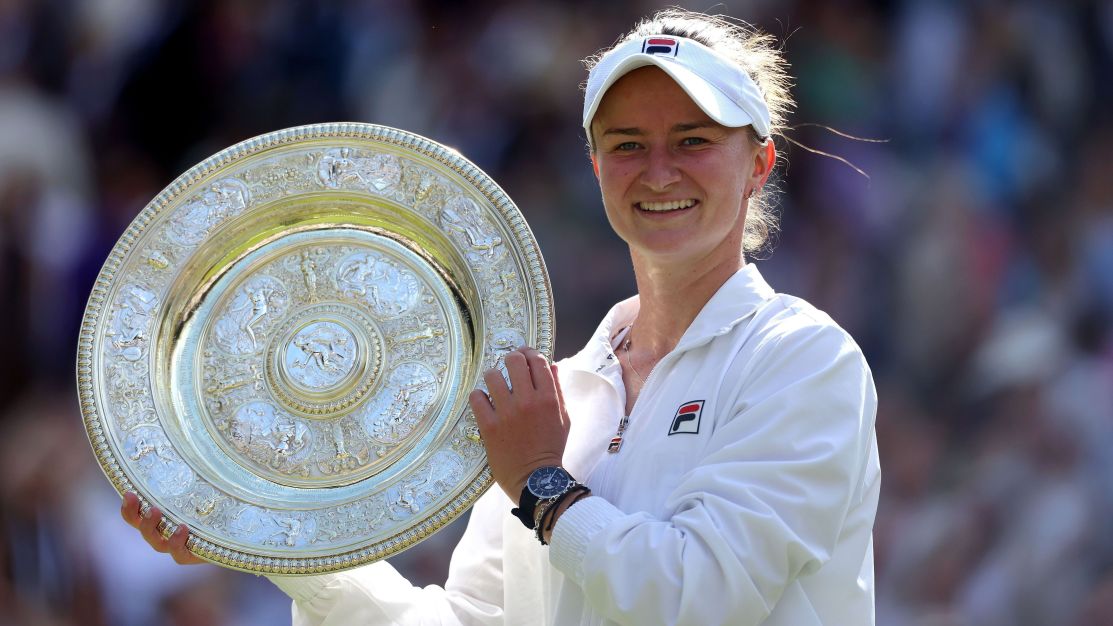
[642, 37, 679, 56]
[669, 400, 704, 435]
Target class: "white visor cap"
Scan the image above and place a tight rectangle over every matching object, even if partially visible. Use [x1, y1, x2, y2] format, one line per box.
[583, 35, 771, 139]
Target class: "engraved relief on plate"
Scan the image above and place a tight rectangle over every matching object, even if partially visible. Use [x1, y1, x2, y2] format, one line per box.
[317, 148, 403, 194]
[166, 178, 251, 247]
[124, 425, 194, 498]
[197, 239, 455, 487]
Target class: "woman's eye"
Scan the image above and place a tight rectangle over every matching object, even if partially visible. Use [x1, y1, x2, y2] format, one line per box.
[680, 136, 708, 146]
[614, 141, 640, 151]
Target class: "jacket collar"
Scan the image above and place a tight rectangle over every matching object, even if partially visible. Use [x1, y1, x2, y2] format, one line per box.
[565, 264, 776, 373]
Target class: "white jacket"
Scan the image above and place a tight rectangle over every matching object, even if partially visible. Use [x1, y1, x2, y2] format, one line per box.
[270, 264, 880, 625]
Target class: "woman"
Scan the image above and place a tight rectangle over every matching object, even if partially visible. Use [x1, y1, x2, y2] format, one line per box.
[124, 9, 879, 625]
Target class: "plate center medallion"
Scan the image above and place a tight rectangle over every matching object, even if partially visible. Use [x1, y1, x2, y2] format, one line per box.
[283, 321, 358, 392]
[266, 303, 385, 418]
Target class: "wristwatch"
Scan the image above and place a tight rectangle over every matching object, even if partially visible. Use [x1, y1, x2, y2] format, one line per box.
[511, 465, 577, 530]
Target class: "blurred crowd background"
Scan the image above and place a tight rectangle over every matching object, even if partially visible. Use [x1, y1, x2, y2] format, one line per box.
[1, 0, 1111, 624]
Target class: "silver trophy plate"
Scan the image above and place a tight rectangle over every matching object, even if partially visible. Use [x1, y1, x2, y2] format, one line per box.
[76, 123, 553, 575]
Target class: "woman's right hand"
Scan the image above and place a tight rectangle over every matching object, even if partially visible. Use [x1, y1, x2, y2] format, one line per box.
[120, 491, 206, 565]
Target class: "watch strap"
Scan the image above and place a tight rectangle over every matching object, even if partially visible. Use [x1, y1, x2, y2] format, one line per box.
[511, 486, 537, 529]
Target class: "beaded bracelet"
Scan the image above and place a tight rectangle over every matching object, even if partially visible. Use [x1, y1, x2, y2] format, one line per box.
[536, 484, 592, 545]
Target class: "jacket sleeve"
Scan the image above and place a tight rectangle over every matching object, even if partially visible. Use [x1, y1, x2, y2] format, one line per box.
[548, 321, 877, 626]
[267, 485, 508, 626]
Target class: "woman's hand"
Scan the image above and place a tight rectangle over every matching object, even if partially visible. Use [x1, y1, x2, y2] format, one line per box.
[120, 491, 205, 565]
[468, 347, 571, 500]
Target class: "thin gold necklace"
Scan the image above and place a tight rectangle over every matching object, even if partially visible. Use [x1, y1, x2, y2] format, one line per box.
[622, 329, 648, 384]
[609, 324, 642, 454]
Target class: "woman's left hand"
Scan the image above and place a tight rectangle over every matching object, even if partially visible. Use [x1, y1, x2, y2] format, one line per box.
[468, 347, 570, 501]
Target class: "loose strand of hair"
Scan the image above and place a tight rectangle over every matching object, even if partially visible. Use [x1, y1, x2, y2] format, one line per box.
[780, 127, 883, 182]
[787, 123, 889, 143]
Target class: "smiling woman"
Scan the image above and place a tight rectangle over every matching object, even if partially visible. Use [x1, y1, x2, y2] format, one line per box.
[124, 7, 879, 626]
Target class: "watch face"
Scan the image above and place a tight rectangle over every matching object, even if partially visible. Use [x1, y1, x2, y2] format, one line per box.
[527, 466, 571, 499]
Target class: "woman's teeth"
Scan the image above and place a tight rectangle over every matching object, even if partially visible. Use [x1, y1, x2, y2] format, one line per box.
[638, 199, 696, 212]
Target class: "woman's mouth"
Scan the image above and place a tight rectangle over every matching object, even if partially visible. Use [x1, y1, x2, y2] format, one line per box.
[636, 199, 698, 212]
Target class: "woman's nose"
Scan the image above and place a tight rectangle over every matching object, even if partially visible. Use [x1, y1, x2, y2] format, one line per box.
[640, 147, 681, 192]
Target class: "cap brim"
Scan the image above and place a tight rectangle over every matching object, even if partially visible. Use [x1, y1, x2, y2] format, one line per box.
[583, 54, 756, 132]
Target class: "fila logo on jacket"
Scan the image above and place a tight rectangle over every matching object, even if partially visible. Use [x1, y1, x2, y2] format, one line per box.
[669, 400, 704, 435]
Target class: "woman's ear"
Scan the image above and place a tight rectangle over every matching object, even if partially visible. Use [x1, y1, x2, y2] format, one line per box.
[591, 153, 600, 180]
[753, 139, 775, 189]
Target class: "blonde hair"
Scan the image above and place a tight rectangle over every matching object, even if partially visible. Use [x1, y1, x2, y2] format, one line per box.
[585, 8, 794, 255]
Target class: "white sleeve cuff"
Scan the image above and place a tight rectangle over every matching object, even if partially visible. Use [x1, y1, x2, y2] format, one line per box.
[266, 572, 336, 604]
[548, 495, 624, 585]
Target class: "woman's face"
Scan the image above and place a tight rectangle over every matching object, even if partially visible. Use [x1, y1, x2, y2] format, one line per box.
[590, 66, 769, 268]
